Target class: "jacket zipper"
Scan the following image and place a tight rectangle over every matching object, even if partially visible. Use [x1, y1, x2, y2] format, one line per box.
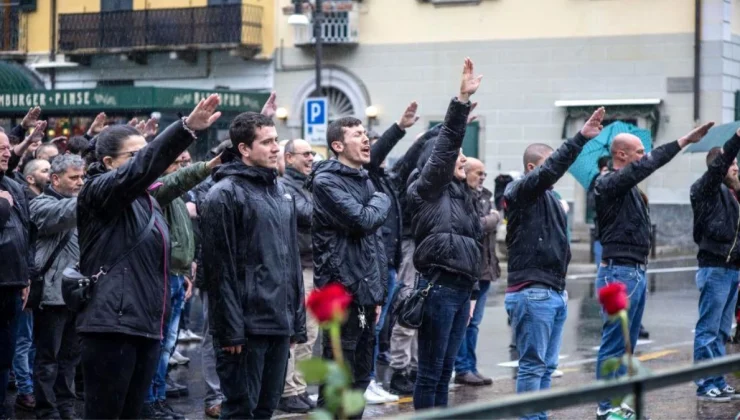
[728, 194, 740, 263]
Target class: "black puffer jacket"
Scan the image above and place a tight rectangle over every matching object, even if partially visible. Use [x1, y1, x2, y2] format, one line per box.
[201, 161, 306, 346]
[279, 167, 313, 270]
[505, 133, 589, 291]
[407, 98, 481, 287]
[190, 175, 215, 289]
[595, 140, 682, 264]
[76, 121, 194, 340]
[691, 134, 740, 268]
[0, 172, 35, 289]
[366, 123, 406, 269]
[307, 159, 389, 306]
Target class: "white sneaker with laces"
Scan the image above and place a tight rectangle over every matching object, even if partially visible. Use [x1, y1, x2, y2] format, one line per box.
[171, 350, 190, 365]
[551, 369, 564, 378]
[368, 381, 398, 402]
[185, 329, 203, 341]
[363, 387, 387, 405]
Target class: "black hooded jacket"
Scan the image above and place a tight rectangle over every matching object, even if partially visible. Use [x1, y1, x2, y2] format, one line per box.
[504, 132, 589, 291]
[0, 171, 35, 289]
[76, 120, 193, 340]
[279, 167, 313, 269]
[201, 160, 306, 346]
[691, 134, 740, 268]
[595, 140, 682, 265]
[307, 159, 389, 306]
[407, 98, 482, 289]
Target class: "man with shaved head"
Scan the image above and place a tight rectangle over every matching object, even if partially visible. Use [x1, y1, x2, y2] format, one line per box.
[689, 129, 740, 402]
[594, 121, 714, 418]
[23, 159, 51, 198]
[503, 108, 605, 420]
[454, 157, 500, 387]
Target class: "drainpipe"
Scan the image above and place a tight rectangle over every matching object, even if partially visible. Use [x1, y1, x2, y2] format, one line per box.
[49, 0, 57, 89]
[694, 0, 701, 122]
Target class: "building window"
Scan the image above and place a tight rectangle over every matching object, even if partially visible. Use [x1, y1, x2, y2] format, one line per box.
[208, 0, 241, 5]
[427, 120, 480, 159]
[101, 0, 132, 12]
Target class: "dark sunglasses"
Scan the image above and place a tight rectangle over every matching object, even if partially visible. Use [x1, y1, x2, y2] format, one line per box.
[115, 150, 139, 159]
[288, 151, 316, 158]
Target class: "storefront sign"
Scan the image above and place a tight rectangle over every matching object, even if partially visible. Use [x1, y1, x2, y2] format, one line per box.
[0, 87, 269, 114]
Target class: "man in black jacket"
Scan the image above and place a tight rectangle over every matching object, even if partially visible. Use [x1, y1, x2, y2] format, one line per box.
[202, 112, 306, 420]
[278, 138, 318, 414]
[307, 116, 390, 419]
[690, 132, 740, 402]
[0, 128, 35, 420]
[593, 121, 713, 418]
[503, 107, 605, 420]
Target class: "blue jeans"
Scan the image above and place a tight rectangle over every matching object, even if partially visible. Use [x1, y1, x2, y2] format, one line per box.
[593, 240, 602, 268]
[595, 263, 647, 412]
[371, 268, 397, 380]
[693, 267, 739, 394]
[505, 287, 568, 420]
[455, 280, 491, 374]
[413, 278, 471, 410]
[147, 274, 185, 403]
[13, 296, 35, 396]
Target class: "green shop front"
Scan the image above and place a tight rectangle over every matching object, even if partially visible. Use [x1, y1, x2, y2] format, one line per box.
[0, 87, 269, 159]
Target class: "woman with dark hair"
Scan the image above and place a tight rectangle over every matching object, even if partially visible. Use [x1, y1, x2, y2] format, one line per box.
[75, 95, 221, 419]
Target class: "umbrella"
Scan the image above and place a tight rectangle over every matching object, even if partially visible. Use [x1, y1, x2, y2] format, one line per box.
[684, 121, 740, 153]
[568, 121, 652, 189]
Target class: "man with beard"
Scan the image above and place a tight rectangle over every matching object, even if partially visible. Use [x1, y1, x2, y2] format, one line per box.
[202, 112, 306, 420]
[278, 138, 317, 414]
[23, 159, 51, 198]
[690, 130, 740, 402]
[29, 154, 85, 419]
[0, 128, 35, 419]
[594, 122, 713, 419]
[307, 116, 390, 419]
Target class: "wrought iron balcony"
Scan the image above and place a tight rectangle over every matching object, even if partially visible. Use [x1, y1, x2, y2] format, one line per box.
[0, 6, 27, 56]
[288, 1, 359, 47]
[58, 4, 262, 55]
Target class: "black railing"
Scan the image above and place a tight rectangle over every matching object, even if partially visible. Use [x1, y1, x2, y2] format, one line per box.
[58, 4, 262, 53]
[0, 5, 26, 52]
[407, 354, 740, 420]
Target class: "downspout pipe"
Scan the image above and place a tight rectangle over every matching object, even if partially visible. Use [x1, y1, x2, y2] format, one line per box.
[49, 0, 57, 89]
[694, 0, 701, 122]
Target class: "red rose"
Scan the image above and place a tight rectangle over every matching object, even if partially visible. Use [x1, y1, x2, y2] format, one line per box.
[598, 282, 628, 316]
[306, 283, 353, 323]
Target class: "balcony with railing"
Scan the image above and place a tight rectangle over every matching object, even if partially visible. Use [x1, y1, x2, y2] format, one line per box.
[0, 6, 27, 57]
[285, 1, 359, 47]
[58, 4, 263, 56]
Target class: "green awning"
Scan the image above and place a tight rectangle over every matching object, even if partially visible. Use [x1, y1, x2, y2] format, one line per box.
[0, 61, 44, 91]
[0, 87, 269, 115]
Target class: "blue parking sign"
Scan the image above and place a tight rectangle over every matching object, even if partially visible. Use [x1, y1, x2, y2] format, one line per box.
[304, 97, 328, 144]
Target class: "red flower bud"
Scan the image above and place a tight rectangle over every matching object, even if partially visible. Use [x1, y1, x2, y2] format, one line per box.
[306, 283, 353, 323]
[598, 282, 628, 316]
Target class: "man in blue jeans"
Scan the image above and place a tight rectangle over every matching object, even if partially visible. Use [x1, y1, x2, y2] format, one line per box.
[690, 131, 740, 402]
[504, 107, 605, 420]
[594, 121, 714, 419]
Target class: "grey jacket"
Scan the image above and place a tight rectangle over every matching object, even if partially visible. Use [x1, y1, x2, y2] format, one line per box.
[30, 188, 79, 306]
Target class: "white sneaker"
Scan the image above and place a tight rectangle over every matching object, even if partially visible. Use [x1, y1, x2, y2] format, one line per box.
[551, 369, 564, 378]
[170, 350, 190, 365]
[368, 380, 398, 402]
[363, 387, 387, 405]
[182, 329, 203, 342]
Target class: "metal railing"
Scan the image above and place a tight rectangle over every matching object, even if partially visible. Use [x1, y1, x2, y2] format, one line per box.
[408, 354, 740, 419]
[58, 4, 262, 54]
[293, 2, 358, 46]
[0, 5, 27, 53]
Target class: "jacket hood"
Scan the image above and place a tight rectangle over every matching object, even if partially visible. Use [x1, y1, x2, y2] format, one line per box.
[305, 159, 367, 191]
[212, 160, 278, 185]
[284, 167, 308, 183]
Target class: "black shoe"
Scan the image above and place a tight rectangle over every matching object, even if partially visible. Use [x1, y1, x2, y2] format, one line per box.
[165, 375, 189, 398]
[157, 401, 186, 420]
[389, 370, 414, 395]
[454, 372, 486, 386]
[473, 371, 494, 386]
[278, 396, 311, 414]
[141, 402, 174, 420]
[300, 392, 317, 409]
[638, 326, 650, 339]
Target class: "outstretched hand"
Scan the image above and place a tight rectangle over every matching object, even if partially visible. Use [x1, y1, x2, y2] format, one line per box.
[580, 107, 605, 139]
[398, 101, 420, 129]
[87, 112, 108, 136]
[458, 57, 483, 103]
[27, 120, 47, 144]
[21, 107, 41, 130]
[678, 121, 715, 147]
[261, 92, 277, 119]
[186, 94, 222, 132]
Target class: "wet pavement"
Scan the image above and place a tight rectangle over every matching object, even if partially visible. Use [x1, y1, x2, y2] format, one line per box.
[7, 257, 740, 419]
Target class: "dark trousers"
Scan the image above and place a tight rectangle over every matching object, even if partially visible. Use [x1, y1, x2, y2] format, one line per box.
[33, 306, 80, 419]
[216, 335, 291, 419]
[0, 290, 20, 419]
[80, 333, 159, 419]
[318, 305, 375, 419]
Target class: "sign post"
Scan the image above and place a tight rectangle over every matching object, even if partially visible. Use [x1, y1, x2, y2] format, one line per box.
[304, 97, 328, 145]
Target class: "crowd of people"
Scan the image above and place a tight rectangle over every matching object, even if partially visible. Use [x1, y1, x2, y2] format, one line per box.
[0, 56, 736, 420]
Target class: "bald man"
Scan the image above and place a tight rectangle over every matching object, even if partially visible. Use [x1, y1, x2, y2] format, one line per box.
[593, 121, 714, 419]
[454, 157, 500, 387]
[503, 108, 605, 420]
[23, 159, 51, 198]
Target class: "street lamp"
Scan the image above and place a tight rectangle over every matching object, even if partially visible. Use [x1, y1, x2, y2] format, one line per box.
[289, 0, 323, 97]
